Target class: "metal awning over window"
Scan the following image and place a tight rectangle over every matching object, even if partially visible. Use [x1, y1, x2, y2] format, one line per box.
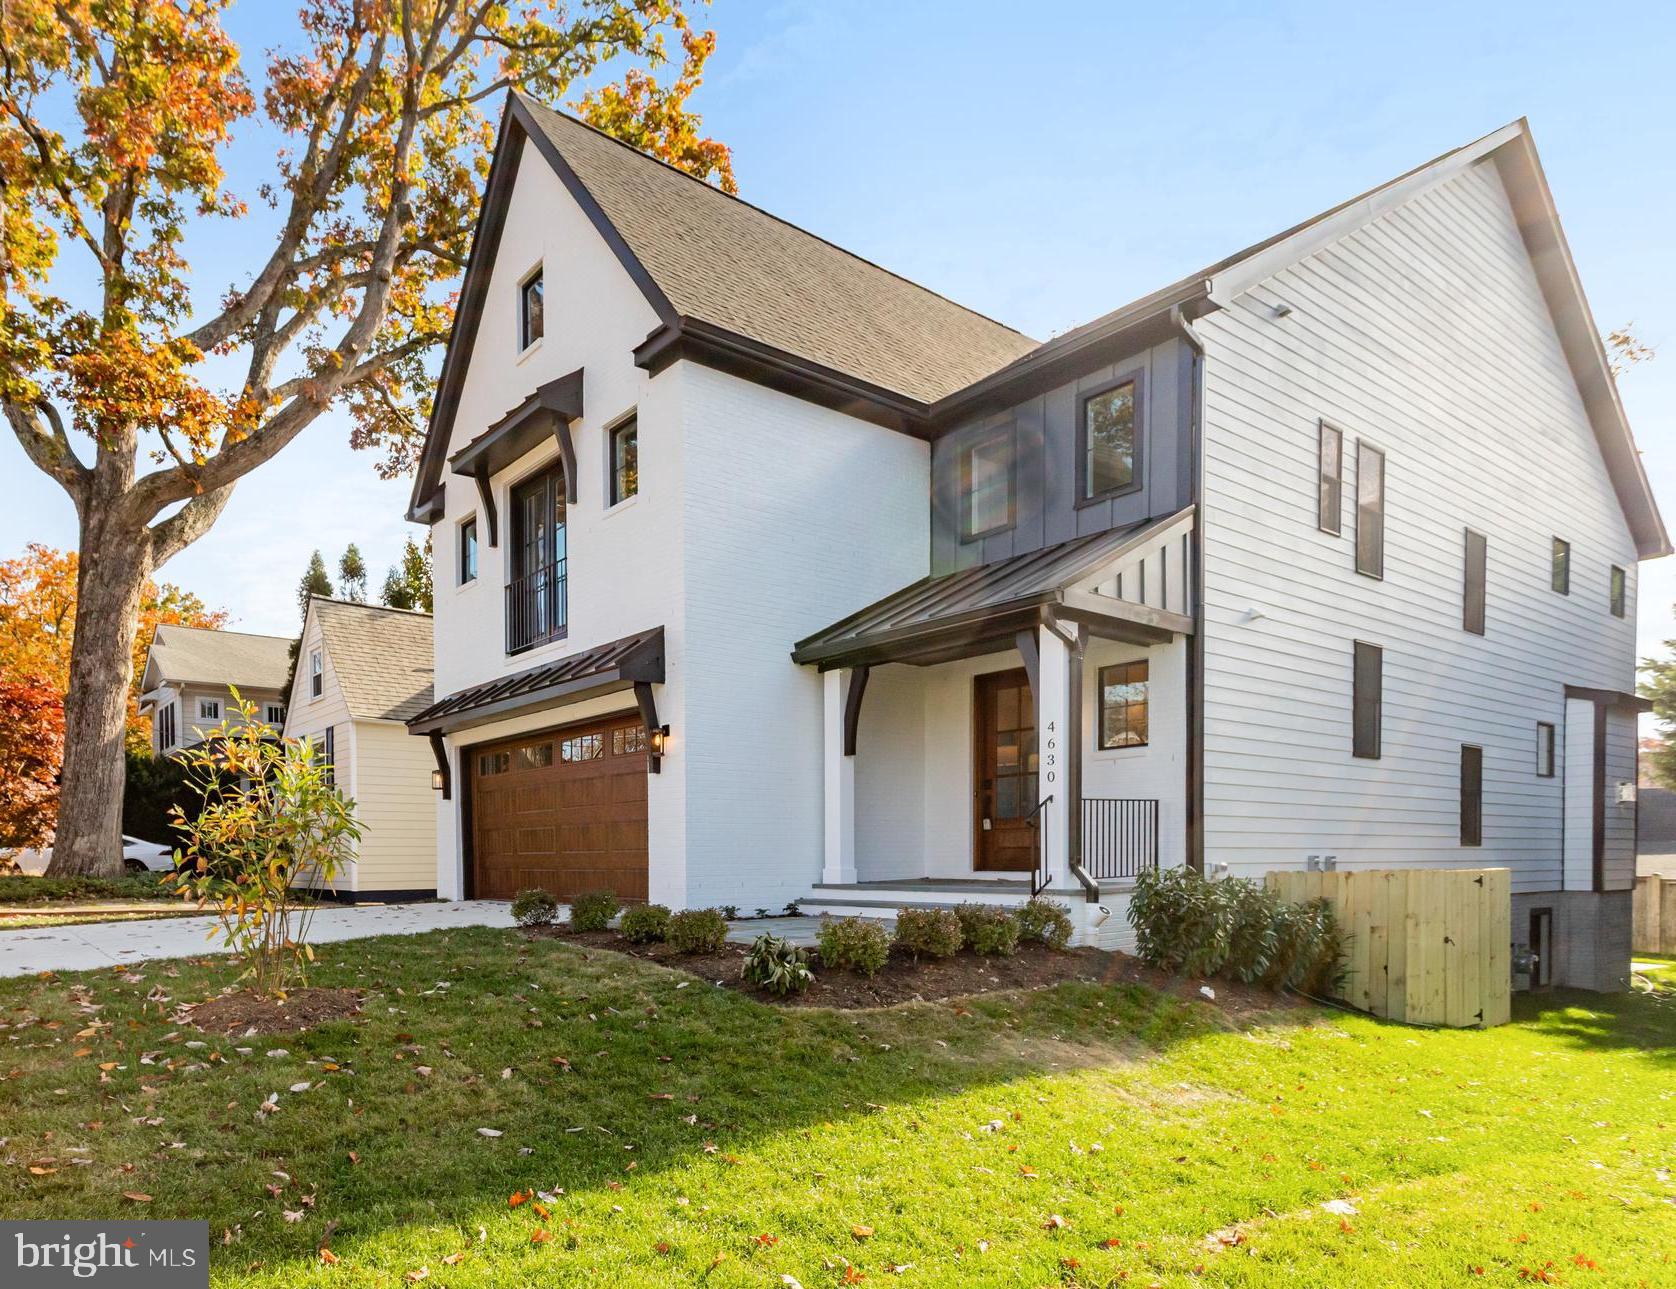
[448, 369, 584, 546]
[791, 508, 1195, 672]
[407, 626, 663, 737]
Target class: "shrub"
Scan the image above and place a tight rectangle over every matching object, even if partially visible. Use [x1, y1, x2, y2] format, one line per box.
[893, 907, 962, 960]
[742, 934, 814, 996]
[958, 904, 1020, 957]
[569, 890, 621, 932]
[1129, 867, 1346, 991]
[168, 693, 360, 996]
[1015, 896, 1074, 950]
[666, 907, 729, 954]
[511, 888, 560, 927]
[782, 900, 802, 917]
[816, 917, 892, 976]
[619, 903, 671, 943]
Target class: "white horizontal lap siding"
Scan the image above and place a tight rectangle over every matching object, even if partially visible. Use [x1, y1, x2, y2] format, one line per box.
[678, 363, 929, 910]
[1198, 160, 1638, 895]
[283, 616, 358, 891]
[347, 721, 438, 892]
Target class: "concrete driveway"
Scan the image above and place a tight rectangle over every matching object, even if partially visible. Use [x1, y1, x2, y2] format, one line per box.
[0, 900, 514, 978]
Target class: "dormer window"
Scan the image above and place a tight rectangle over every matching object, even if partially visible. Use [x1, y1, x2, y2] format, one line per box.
[519, 268, 544, 350]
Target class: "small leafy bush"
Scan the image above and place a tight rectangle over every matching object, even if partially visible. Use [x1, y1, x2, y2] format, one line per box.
[1015, 896, 1074, 950]
[666, 907, 729, 954]
[569, 890, 621, 932]
[619, 903, 671, 943]
[742, 934, 814, 996]
[957, 904, 1020, 957]
[816, 916, 892, 977]
[1129, 867, 1345, 991]
[511, 888, 559, 927]
[893, 907, 962, 960]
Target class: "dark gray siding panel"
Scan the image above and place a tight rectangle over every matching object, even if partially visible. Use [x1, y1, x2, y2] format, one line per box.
[931, 336, 1193, 573]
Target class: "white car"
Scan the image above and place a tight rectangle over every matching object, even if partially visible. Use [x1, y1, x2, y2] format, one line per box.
[1, 836, 175, 875]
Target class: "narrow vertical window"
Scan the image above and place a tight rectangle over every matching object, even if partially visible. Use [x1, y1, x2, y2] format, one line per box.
[1355, 441, 1385, 578]
[1535, 722, 1555, 778]
[609, 416, 639, 505]
[519, 269, 544, 349]
[1551, 537, 1570, 594]
[1609, 564, 1626, 618]
[309, 648, 323, 698]
[962, 429, 1014, 538]
[459, 517, 478, 584]
[1463, 528, 1487, 635]
[1079, 378, 1140, 500]
[1352, 640, 1382, 759]
[321, 726, 336, 787]
[1460, 744, 1483, 846]
[1317, 421, 1342, 534]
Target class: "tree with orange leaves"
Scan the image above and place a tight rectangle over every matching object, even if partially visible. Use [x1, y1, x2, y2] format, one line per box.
[1, 1, 732, 875]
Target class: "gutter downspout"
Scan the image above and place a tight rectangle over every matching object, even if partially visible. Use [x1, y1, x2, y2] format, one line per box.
[1170, 302, 1208, 875]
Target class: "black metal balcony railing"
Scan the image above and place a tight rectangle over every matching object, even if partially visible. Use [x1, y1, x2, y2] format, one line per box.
[1081, 797, 1160, 881]
[505, 561, 567, 653]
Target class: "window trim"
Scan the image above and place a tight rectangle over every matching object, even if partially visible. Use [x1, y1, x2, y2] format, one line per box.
[606, 411, 640, 508]
[1551, 537, 1571, 595]
[1074, 368, 1146, 509]
[1354, 440, 1385, 580]
[266, 703, 286, 726]
[1460, 743, 1483, 847]
[458, 514, 479, 585]
[506, 458, 569, 653]
[1609, 564, 1627, 618]
[1536, 721, 1555, 778]
[1095, 659, 1150, 751]
[959, 423, 1016, 542]
[517, 265, 544, 352]
[1463, 527, 1487, 635]
[309, 648, 323, 699]
[1352, 640, 1382, 760]
[197, 697, 220, 721]
[1317, 420, 1343, 535]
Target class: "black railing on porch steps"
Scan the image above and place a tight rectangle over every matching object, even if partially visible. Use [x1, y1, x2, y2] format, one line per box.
[1081, 797, 1159, 881]
[1026, 794, 1052, 896]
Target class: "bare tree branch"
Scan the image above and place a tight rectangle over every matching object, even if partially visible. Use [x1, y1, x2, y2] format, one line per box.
[4, 399, 90, 501]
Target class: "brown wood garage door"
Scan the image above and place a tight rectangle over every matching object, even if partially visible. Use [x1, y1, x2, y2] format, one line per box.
[469, 712, 648, 902]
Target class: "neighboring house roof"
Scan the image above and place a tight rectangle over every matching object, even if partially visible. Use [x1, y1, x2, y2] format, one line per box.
[309, 598, 435, 723]
[793, 510, 1194, 671]
[409, 107, 1667, 559]
[140, 624, 294, 695]
[1638, 786, 1676, 858]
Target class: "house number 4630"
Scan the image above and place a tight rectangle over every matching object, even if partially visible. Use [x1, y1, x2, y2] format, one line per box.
[1043, 719, 1057, 784]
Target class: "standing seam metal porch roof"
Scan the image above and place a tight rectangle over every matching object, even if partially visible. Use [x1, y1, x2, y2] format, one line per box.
[791, 514, 1189, 670]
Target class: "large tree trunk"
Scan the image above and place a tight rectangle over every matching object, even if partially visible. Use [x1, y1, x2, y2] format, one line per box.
[46, 513, 151, 879]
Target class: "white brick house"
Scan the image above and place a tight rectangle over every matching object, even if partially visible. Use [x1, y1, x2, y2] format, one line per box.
[405, 99, 1664, 989]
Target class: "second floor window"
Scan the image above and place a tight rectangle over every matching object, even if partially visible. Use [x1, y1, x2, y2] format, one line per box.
[198, 697, 220, 721]
[1318, 421, 1343, 534]
[610, 417, 639, 505]
[1610, 564, 1626, 618]
[1355, 441, 1385, 578]
[459, 516, 478, 584]
[1536, 721, 1555, 777]
[310, 648, 323, 698]
[1080, 378, 1139, 501]
[519, 269, 544, 349]
[508, 464, 568, 652]
[962, 429, 1013, 538]
[1551, 537, 1570, 594]
[1463, 528, 1487, 635]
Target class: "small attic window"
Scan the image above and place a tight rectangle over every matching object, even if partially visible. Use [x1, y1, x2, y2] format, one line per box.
[310, 648, 323, 699]
[519, 269, 544, 350]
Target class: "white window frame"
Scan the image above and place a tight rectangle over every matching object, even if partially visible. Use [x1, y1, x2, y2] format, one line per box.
[197, 697, 220, 721]
[310, 648, 324, 699]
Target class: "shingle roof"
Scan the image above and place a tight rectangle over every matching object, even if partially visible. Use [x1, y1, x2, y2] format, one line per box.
[145, 625, 293, 692]
[312, 599, 435, 723]
[517, 96, 1039, 404]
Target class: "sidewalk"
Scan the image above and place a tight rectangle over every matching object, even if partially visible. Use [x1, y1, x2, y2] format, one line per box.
[0, 900, 514, 977]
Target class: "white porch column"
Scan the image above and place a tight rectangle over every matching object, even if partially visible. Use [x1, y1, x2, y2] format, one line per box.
[1036, 624, 1074, 889]
[822, 668, 857, 885]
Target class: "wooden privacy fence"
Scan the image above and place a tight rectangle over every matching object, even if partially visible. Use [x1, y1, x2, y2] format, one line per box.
[1633, 875, 1676, 954]
[1266, 868, 1512, 1029]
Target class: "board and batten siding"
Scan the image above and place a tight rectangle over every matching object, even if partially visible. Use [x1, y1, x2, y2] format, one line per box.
[1196, 157, 1639, 894]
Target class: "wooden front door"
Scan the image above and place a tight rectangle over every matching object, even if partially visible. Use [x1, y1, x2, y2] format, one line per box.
[469, 713, 649, 902]
[973, 668, 1039, 871]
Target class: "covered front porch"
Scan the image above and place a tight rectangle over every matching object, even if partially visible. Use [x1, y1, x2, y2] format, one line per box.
[791, 509, 1194, 944]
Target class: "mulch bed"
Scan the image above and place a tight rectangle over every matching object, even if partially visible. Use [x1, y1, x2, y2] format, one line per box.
[530, 924, 1296, 1018]
[182, 987, 363, 1035]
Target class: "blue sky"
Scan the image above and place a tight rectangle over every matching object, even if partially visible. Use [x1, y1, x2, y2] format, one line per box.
[4, 0, 1674, 660]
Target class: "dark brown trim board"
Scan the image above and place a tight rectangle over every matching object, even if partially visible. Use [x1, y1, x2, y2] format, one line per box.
[842, 665, 870, 757]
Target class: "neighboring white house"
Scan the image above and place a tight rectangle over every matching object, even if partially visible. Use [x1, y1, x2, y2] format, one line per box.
[402, 97, 1665, 990]
[138, 624, 294, 756]
[284, 598, 438, 901]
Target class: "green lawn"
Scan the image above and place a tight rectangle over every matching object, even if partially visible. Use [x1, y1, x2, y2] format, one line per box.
[0, 872, 178, 905]
[3, 929, 1672, 1288]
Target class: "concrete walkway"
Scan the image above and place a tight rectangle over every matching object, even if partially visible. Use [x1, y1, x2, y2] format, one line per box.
[0, 900, 514, 978]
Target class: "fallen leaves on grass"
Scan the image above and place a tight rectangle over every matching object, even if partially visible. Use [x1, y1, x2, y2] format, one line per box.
[850, 1224, 874, 1240]
[122, 1191, 152, 1203]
